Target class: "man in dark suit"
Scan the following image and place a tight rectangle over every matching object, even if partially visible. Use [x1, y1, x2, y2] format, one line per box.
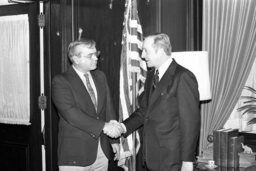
[52, 39, 122, 171]
[110, 33, 200, 171]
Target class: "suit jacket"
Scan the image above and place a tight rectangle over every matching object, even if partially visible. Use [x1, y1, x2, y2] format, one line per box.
[52, 67, 118, 166]
[123, 60, 200, 171]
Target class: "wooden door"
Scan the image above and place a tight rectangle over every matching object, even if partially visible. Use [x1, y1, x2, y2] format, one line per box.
[0, 3, 42, 171]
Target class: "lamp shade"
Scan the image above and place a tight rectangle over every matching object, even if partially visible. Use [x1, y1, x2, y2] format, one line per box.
[172, 51, 211, 101]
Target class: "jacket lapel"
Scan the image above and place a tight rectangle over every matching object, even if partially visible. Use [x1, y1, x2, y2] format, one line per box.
[147, 69, 155, 98]
[67, 67, 97, 113]
[91, 71, 104, 114]
[148, 60, 177, 109]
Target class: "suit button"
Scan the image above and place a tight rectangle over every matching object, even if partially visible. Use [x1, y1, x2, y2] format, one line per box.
[96, 117, 99, 119]
[73, 161, 76, 164]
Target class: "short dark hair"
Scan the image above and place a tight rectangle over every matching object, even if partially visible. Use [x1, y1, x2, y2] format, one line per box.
[68, 38, 96, 60]
[147, 33, 172, 55]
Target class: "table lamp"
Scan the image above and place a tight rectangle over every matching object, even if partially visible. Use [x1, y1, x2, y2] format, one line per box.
[172, 51, 212, 101]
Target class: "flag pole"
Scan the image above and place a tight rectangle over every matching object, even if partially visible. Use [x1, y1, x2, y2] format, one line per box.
[132, 72, 137, 171]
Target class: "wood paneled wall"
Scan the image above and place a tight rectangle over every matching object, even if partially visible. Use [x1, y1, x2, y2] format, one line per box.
[138, 0, 202, 51]
[75, 0, 125, 111]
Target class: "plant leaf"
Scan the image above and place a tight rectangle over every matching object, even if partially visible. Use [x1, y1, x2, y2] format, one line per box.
[237, 105, 256, 112]
[238, 86, 256, 125]
[244, 86, 256, 94]
[240, 96, 256, 102]
[248, 118, 256, 125]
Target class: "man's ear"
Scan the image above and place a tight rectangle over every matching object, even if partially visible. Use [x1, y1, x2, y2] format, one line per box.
[72, 56, 80, 64]
[157, 48, 165, 56]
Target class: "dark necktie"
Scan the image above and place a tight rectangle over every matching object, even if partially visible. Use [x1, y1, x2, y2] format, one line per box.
[152, 69, 159, 90]
[84, 73, 97, 110]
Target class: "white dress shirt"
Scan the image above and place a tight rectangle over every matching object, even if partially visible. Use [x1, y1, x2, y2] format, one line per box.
[157, 56, 173, 81]
[72, 66, 98, 103]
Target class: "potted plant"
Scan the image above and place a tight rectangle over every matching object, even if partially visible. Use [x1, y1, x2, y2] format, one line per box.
[237, 86, 256, 125]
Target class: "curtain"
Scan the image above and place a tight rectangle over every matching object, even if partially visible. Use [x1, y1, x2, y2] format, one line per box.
[0, 14, 30, 125]
[224, 58, 256, 131]
[200, 0, 256, 152]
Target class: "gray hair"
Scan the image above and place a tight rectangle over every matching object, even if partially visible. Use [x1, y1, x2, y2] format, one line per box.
[147, 33, 172, 56]
[68, 39, 96, 61]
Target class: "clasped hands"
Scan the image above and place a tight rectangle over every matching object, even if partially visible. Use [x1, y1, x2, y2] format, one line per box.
[103, 120, 125, 138]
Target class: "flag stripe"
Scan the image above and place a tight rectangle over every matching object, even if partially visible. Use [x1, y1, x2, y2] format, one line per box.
[118, 0, 147, 169]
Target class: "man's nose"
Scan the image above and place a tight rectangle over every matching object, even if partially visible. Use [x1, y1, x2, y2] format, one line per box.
[92, 54, 98, 60]
[141, 51, 145, 59]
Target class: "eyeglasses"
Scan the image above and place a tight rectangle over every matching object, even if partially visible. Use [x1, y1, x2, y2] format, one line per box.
[79, 51, 101, 59]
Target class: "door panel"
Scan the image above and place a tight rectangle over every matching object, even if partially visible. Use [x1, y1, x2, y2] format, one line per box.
[0, 3, 41, 171]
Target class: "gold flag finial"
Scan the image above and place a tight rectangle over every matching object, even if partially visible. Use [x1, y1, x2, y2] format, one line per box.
[78, 28, 83, 40]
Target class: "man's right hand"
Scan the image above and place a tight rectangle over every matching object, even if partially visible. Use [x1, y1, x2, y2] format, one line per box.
[103, 120, 125, 138]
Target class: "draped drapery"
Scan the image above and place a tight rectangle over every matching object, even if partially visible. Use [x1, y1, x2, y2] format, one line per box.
[224, 58, 256, 131]
[0, 14, 30, 125]
[200, 0, 256, 152]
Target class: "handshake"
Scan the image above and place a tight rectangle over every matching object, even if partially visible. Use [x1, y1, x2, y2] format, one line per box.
[103, 120, 125, 138]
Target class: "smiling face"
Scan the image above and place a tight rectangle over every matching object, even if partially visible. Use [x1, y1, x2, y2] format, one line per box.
[72, 44, 98, 73]
[141, 36, 166, 69]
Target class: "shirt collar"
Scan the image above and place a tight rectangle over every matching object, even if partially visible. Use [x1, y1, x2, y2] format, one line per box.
[72, 65, 91, 79]
[157, 57, 173, 80]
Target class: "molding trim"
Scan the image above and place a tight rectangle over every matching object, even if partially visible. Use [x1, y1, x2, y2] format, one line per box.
[156, 0, 161, 32]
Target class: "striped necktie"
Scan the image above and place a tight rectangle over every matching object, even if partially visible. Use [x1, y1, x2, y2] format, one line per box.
[84, 73, 97, 110]
[152, 69, 159, 91]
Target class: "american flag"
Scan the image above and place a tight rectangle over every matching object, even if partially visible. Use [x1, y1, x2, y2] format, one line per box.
[118, 0, 147, 170]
